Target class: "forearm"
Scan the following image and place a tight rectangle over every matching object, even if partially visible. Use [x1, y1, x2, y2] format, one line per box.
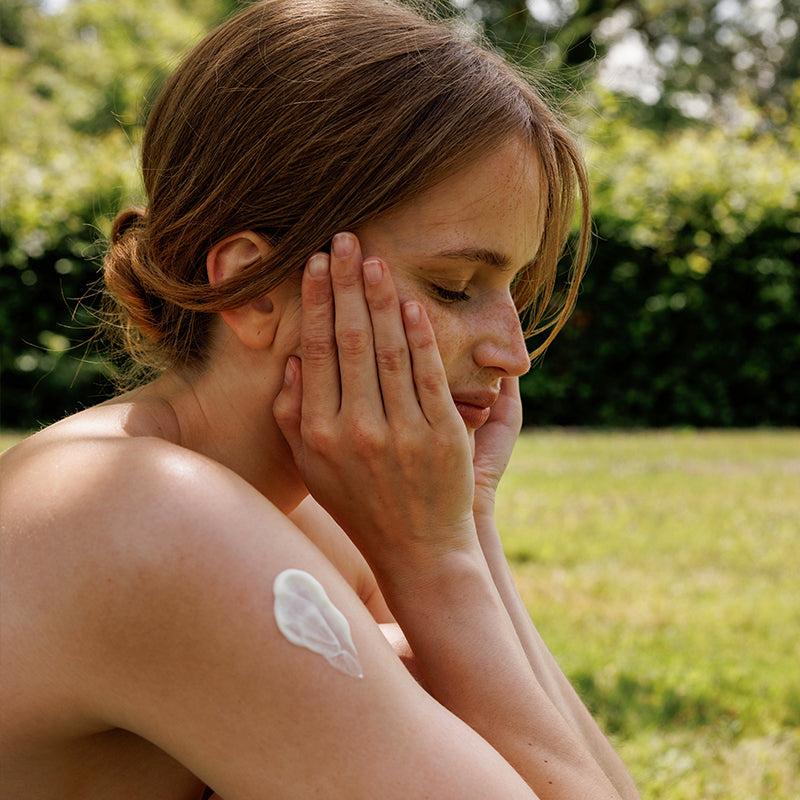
[378, 541, 622, 800]
[474, 514, 640, 800]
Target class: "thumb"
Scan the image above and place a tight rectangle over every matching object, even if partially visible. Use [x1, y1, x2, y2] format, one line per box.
[272, 355, 304, 467]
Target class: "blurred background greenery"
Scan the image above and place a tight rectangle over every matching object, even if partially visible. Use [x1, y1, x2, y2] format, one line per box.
[1, 0, 798, 428]
[1, 2, 799, 798]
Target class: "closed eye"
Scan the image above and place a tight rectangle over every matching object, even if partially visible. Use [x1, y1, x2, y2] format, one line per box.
[430, 284, 471, 303]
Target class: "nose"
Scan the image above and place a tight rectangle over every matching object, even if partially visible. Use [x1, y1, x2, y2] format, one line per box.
[471, 298, 531, 378]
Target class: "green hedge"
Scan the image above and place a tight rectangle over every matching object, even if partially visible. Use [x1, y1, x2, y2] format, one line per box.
[520, 96, 799, 426]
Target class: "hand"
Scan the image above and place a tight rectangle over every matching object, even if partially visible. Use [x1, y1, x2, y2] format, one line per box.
[273, 232, 478, 588]
[472, 376, 523, 519]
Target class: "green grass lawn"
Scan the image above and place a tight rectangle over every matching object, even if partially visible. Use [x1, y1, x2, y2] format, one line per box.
[494, 429, 800, 799]
[2, 428, 798, 798]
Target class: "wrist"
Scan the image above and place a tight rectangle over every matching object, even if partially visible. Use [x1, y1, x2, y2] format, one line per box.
[472, 482, 497, 519]
[473, 508, 498, 535]
[376, 536, 486, 606]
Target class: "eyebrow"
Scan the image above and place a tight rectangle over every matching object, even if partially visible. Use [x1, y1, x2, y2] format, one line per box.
[432, 246, 537, 274]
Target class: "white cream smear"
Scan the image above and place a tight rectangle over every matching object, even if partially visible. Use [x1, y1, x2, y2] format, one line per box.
[273, 568, 364, 679]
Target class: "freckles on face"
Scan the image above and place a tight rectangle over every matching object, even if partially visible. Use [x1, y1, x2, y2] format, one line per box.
[383, 269, 470, 380]
[356, 134, 545, 381]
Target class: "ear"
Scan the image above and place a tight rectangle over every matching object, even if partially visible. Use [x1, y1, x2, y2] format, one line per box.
[206, 231, 277, 350]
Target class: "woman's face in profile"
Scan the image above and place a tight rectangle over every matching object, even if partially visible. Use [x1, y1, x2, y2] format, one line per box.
[355, 135, 543, 439]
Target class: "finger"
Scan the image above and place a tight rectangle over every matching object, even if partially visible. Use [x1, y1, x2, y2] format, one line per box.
[361, 257, 423, 428]
[329, 232, 383, 418]
[300, 252, 340, 417]
[496, 376, 523, 422]
[272, 355, 304, 468]
[501, 375, 521, 404]
[401, 301, 460, 430]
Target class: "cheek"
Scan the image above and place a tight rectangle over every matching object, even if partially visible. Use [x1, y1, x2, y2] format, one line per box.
[417, 301, 466, 374]
[390, 275, 468, 377]
[391, 277, 456, 355]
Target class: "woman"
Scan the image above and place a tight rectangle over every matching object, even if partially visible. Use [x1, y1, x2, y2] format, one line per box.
[0, 1, 640, 798]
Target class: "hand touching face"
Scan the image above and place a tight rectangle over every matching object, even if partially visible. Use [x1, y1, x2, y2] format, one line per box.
[272, 230, 481, 582]
[275, 135, 541, 441]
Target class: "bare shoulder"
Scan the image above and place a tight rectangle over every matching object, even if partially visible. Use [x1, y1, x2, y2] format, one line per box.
[0, 415, 317, 638]
[0, 423, 272, 761]
[0, 417, 270, 581]
[0, 422, 283, 692]
[1, 420, 538, 799]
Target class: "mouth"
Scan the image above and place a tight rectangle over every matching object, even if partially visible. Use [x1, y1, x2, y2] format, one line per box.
[450, 391, 498, 430]
[453, 401, 491, 429]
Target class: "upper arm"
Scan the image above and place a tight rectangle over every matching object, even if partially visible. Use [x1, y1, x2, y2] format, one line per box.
[71, 450, 538, 800]
[289, 495, 422, 688]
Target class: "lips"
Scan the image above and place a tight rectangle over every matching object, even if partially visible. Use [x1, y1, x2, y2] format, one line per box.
[451, 390, 499, 429]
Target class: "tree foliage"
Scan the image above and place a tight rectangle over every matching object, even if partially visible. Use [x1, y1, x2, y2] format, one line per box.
[453, 0, 799, 136]
[1, 0, 215, 426]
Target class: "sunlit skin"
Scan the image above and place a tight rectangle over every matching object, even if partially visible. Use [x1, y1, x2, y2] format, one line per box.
[0, 135, 642, 799]
[355, 134, 541, 403]
[124, 134, 545, 516]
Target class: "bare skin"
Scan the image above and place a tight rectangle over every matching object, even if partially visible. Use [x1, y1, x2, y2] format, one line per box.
[0, 406, 404, 800]
[0, 136, 637, 798]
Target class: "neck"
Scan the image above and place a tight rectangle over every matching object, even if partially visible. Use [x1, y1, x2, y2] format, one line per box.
[128, 353, 308, 515]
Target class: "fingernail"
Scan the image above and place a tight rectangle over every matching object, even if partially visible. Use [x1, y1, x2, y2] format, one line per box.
[284, 358, 296, 386]
[363, 258, 382, 285]
[308, 254, 328, 277]
[403, 302, 420, 324]
[333, 232, 354, 258]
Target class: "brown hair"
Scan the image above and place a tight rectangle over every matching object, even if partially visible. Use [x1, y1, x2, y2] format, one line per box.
[103, 0, 591, 381]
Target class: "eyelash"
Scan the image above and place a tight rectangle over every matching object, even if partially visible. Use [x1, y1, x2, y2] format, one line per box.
[430, 284, 471, 303]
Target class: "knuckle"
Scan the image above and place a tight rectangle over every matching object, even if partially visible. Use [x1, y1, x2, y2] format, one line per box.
[369, 292, 396, 313]
[302, 333, 336, 363]
[418, 372, 442, 396]
[375, 344, 407, 373]
[394, 435, 422, 468]
[337, 327, 371, 356]
[331, 268, 362, 289]
[305, 279, 332, 305]
[432, 431, 457, 453]
[413, 330, 436, 350]
[303, 422, 334, 453]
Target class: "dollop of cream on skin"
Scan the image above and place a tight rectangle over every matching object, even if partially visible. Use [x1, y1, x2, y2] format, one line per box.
[273, 568, 364, 679]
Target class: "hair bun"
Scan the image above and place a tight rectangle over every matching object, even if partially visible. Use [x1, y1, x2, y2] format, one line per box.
[104, 206, 165, 347]
[111, 206, 147, 245]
